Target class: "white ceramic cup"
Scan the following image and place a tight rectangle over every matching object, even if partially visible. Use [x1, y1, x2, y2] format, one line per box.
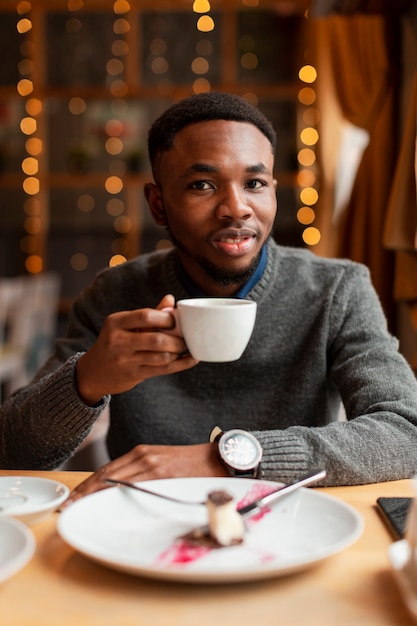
[175, 298, 257, 362]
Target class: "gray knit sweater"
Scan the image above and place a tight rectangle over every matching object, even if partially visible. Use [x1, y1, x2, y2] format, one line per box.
[1, 239, 417, 485]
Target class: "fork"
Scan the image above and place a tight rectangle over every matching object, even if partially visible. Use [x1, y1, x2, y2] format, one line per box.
[105, 478, 206, 505]
[105, 468, 326, 512]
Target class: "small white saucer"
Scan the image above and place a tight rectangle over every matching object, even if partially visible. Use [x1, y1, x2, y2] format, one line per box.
[0, 517, 35, 583]
[388, 540, 417, 621]
[0, 476, 69, 525]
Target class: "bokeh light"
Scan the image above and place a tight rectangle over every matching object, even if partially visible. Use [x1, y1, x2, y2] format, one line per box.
[197, 15, 215, 32]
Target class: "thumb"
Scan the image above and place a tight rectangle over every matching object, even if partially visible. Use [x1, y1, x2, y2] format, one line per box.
[158, 294, 182, 337]
[156, 293, 175, 310]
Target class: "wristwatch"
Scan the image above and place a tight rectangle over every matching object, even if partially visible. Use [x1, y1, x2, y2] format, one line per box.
[210, 426, 263, 478]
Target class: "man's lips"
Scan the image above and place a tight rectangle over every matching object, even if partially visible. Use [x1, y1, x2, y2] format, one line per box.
[212, 229, 257, 257]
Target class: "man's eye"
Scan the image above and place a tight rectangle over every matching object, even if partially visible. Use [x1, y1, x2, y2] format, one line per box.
[191, 180, 211, 190]
[246, 179, 265, 189]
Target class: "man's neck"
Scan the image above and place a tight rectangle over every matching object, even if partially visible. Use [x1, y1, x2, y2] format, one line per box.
[176, 245, 267, 299]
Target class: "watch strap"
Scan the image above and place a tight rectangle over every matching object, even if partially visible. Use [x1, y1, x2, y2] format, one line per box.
[228, 466, 260, 478]
[209, 425, 223, 443]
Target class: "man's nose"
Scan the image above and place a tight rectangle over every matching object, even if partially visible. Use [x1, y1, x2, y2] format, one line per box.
[215, 185, 253, 220]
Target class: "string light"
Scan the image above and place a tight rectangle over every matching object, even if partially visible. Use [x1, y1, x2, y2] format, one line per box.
[297, 169, 315, 187]
[149, 36, 172, 95]
[114, 0, 130, 15]
[66, 1, 94, 274]
[106, 198, 124, 216]
[193, 78, 211, 93]
[67, 0, 84, 11]
[298, 87, 316, 106]
[105, 175, 124, 195]
[25, 97, 42, 116]
[191, 57, 209, 75]
[196, 15, 215, 32]
[21, 157, 38, 175]
[300, 187, 318, 206]
[17, 1, 31, 14]
[17, 78, 33, 96]
[102, 0, 132, 267]
[302, 226, 321, 246]
[113, 215, 131, 233]
[109, 254, 127, 267]
[298, 65, 317, 83]
[16, 17, 32, 34]
[297, 206, 316, 225]
[193, 0, 214, 36]
[16, 1, 44, 273]
[77, 194, 95, 213]
[300, 127, 319, 146]
[240, 52, 258, 70]
[193, 0, 211, 11]
[192, 1, 213, 95]
[297, 35, 321, 247]
[70, 252, 88, 271]
[68, 97, 86, 115]
[297, 148, 315, 167]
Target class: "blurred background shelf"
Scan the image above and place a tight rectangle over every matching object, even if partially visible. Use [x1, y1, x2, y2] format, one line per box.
[0, 0, 308, 306]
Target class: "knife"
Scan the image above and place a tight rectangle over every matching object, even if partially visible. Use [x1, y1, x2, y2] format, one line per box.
[236, 468, 326, 518]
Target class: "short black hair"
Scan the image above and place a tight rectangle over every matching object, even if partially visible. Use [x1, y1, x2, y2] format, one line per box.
[147, 91, 277, 170]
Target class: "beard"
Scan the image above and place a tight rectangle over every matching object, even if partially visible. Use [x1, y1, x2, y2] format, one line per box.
[198, 252, 261, 287]
[166, 227, 263, 288]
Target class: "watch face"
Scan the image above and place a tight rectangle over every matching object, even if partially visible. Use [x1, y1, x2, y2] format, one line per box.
[219, 430, 262, 470]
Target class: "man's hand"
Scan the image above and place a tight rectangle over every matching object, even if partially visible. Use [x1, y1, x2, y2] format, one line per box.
[76, 294, 198, 405]
[63, 442, 227, 506]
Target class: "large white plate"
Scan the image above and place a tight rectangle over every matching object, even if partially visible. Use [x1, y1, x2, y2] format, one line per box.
[58, 477, 363, 583]
[0, 476, 69, 525]
[0, 517, 35, 584]
[388, 540, 417, 622]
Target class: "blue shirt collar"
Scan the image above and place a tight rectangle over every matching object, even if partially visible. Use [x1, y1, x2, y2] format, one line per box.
[176, 244, 267, 299]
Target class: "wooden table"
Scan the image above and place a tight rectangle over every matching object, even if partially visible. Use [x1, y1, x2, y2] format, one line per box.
[0, 470, 415, 626]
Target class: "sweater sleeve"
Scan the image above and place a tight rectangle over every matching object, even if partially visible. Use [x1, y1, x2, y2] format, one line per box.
[0, 263, 114, 471]
[0, 352, 110, 470]
[0, 253, 158, 471]
[253, 263, 417, 486]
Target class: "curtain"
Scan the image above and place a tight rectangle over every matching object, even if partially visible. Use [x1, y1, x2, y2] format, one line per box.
[383, 70, 417, 371]
[312, 15, 397, 328]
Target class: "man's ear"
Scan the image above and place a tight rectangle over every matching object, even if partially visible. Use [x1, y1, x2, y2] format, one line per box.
[144, 182, 166, 226]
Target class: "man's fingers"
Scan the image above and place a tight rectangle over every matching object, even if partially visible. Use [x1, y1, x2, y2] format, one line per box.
[104, 307, 177, 333]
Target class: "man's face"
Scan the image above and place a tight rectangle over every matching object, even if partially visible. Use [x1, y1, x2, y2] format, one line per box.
[146, 119, 277, 295]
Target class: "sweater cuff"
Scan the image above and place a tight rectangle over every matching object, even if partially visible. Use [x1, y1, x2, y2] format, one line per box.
[41, 352, 110, 435]
[71, 351, 110, 409]
[252, 430, 311, 482]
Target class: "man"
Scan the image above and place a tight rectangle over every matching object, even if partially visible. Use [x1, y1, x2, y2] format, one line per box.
[1, 91, 417, 502]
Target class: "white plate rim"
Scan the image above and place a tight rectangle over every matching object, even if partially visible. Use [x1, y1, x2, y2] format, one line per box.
[0, 476, 70, 517]
[58, 477, 364, 584]
[0, 516, 36, 584]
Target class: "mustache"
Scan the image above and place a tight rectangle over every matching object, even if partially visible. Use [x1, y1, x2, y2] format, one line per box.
[209, 224, 260, 241]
